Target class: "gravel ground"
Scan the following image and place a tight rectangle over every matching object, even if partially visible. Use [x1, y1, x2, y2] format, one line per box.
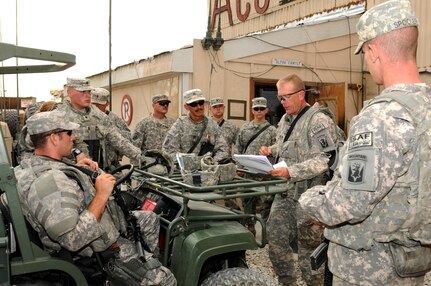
[246, 245, 304, 286]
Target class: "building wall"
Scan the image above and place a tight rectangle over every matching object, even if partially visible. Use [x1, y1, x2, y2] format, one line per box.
[87, 0, 431, 137]
[211, 0, 365, 40]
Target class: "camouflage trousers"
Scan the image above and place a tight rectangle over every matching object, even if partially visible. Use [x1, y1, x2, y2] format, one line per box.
[110, 236, 176, 286]
[267, 194, 324, 286]
[132, 210, 161, 256]
[242, 174, 274, 223]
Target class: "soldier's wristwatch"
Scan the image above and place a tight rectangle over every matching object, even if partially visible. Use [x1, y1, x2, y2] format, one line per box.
[72, 148, 82, 158]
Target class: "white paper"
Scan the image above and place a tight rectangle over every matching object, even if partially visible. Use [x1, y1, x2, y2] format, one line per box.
[234, 154, 274, 174]
[273, 160, 288, 169]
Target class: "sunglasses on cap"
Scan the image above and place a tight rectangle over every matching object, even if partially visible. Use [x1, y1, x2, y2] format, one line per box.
[158, 101, 170, 107]
[253, 107, 266, 112]
[187, 100, 205, 107]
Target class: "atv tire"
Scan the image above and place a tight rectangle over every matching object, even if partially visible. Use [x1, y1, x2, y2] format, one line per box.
[200, 267, 275, 286]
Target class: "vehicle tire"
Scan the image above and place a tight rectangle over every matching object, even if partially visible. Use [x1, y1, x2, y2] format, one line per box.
[200, 267, 275, 286]
[3, 109, 20, 139]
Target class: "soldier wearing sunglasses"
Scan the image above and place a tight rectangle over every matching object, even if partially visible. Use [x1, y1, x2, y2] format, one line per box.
[236, 97, 276, 233]
[132, 94, 175, 152]
[162, 89, 229, 164]
[260, 74, 339, 286]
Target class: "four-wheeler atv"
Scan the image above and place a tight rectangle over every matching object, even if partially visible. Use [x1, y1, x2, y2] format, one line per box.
[0, 125, 289, 285]
[0, 42, 290, 286]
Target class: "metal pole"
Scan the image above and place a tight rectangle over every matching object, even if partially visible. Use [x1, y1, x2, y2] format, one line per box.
[109, 0, 112, 110]
[15, 0, 20, 133]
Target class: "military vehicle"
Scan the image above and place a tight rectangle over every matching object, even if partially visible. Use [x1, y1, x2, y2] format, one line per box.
[0, 42, 289, 286]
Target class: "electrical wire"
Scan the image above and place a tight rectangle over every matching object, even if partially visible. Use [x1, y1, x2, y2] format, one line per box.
[249, 35, 355, 54]
[208, 48, 276, 78]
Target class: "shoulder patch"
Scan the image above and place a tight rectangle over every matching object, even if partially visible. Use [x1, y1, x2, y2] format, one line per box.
[346, 154, 366, 183]
[317, 135, 329, 148]
[342, 148, 376, 191]
[350, 132, 373, 149]
[310, 123, 326, 135]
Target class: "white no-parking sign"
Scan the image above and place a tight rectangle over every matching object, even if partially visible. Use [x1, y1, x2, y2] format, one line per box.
[121, 94, 133, 126]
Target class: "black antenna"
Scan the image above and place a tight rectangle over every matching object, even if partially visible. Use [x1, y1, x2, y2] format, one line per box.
[201, 1, 213, 50]
[212, 2, 224, 50]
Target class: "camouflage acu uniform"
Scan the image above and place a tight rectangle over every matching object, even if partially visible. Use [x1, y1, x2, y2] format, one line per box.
[237, 121, 276, 157]
[16, 125, 33, 163]
[299, 84, 430, 286]
[162, 115, 230, 163]
[268, 103, 338, 286]
[14, 155, 176, 285]
[105, 110, 132, 168]
[57, 100, 141, 169]
[236, 120, 276, 220]
[214, 118, 239, 155]
[132, 115, 175, 151]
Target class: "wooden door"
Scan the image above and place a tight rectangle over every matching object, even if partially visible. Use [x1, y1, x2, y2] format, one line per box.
[308, 83, 346, 132]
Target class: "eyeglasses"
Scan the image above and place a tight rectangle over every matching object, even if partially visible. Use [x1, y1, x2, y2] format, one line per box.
[158, 101, 170, 107]
[278, 89, 304, 101]
[51, 130, 73, 136]
[253, 107, 266, 112]
[188, 100, 205, 107]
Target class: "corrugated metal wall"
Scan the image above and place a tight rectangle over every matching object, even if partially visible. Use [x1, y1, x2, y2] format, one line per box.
[215, 0, 430, 72]
[218, 0, 365, 39]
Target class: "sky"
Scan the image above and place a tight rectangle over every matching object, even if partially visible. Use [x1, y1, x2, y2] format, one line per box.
[0, 0, 208, 101]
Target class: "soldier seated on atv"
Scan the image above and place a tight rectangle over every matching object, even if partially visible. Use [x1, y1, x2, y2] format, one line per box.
[13, 110, 176, 286]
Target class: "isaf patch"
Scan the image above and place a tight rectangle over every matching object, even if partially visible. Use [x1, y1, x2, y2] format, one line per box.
[310, 123, 326, 135]
[350, 132, 373, 149]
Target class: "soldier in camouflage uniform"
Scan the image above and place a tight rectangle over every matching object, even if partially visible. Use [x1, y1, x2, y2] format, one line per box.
[56, 78, 145, 170]
[14, 110, 176, 285]
[237, 97, 276, 224]
[91, 87, 132, 170]
[237, 97, 276, 157]
[299, 1, 428, 285]
[209, 97, 239, 155]
[162, 89, 230, 164]
[209, 97, 240, 208]
[260, 75, 338, 286]
[16, 100, 98, 170]
[132, 94, 175, 152]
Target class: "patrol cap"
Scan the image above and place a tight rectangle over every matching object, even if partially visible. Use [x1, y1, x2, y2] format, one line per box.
[354, 0, 419, 55]
[210, 97, 224, 107]
[66, 77, 93, 91]
[252, 97, 267, 108]
[26, 110, 79, 135]
[91, 88, 110, 105]
[152, 94, 171, 103]
[184, 89, 206, 104]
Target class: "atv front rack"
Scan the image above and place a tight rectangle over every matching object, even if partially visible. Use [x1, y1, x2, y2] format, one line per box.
[132, 169, 289, 202]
